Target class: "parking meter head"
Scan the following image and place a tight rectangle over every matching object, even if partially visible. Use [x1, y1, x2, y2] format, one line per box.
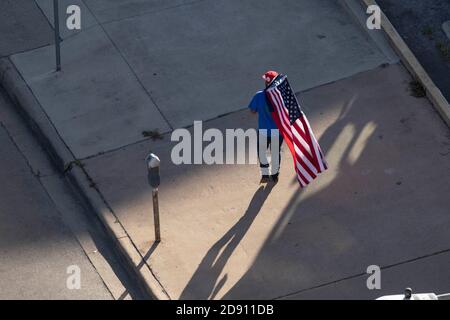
[146, 153, 161, 188]
[146, 153, 160, 169]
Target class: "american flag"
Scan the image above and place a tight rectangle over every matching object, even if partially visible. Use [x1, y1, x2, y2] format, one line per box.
[266, 75, 327, 187]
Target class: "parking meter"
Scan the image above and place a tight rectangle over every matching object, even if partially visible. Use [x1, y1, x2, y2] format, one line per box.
[146, 153, 160, 189]
[145, 152, 161, 242]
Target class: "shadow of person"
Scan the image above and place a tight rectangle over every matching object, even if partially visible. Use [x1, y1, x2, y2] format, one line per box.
[222, 93, 387, 299]
[179, 183, 275, 299]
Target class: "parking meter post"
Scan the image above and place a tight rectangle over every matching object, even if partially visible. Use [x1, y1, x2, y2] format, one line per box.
[146, 153, 161, 242]
[53, 0, 61, 71]
[152, 189, 161, 242]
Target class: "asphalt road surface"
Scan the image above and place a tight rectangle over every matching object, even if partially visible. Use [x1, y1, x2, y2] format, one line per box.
[0, 88, 145, 299]
[377, 0, 450, 101]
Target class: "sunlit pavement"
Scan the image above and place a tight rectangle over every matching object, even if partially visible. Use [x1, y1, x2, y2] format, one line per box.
[84, 64, 450, 299]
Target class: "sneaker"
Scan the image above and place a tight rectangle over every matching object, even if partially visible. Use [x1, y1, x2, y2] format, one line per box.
[271, 173, 279, 183]
[260, 175, 270, 184]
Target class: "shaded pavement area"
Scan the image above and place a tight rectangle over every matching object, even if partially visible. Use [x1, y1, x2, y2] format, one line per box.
[377, 0, 450, 101]
[0, 89, 111, 299]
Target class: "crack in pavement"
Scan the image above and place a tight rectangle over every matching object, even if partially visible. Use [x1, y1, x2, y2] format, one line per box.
[274, 248, 450, 300]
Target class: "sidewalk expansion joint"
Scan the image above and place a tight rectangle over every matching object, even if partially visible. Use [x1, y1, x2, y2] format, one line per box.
[100, 0, 210, 27]
[274, 248, 450, 300]
[81, 0, 174, 132]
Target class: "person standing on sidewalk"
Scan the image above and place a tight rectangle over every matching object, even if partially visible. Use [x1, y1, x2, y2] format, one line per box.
[248, 70, 284, 183]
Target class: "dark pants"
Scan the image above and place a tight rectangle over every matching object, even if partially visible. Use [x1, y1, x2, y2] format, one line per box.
[257, 132, 283, 176]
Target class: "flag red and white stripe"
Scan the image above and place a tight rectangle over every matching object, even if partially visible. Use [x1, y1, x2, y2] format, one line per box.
[266, 75, 327, 187]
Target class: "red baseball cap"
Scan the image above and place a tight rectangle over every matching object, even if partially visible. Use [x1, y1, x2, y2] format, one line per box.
[262, 70, 279, 85]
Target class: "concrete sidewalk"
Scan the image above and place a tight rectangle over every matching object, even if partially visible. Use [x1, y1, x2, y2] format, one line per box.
[84, 64, 450, 299]
[10, 0, 394, 159]
[2, 0, 450, 299]
[0, 0, 54, 57]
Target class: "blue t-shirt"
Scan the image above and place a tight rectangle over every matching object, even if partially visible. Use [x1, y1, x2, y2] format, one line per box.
[248, 90, 278, 136]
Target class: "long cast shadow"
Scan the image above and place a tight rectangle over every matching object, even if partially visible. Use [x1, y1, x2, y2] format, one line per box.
[179, 183, 275, 299]
[221, 94, 366, 299]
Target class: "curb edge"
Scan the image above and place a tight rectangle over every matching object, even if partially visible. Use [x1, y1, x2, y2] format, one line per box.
[360, 0, 450, 127]
[0, 57, 170, 300]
